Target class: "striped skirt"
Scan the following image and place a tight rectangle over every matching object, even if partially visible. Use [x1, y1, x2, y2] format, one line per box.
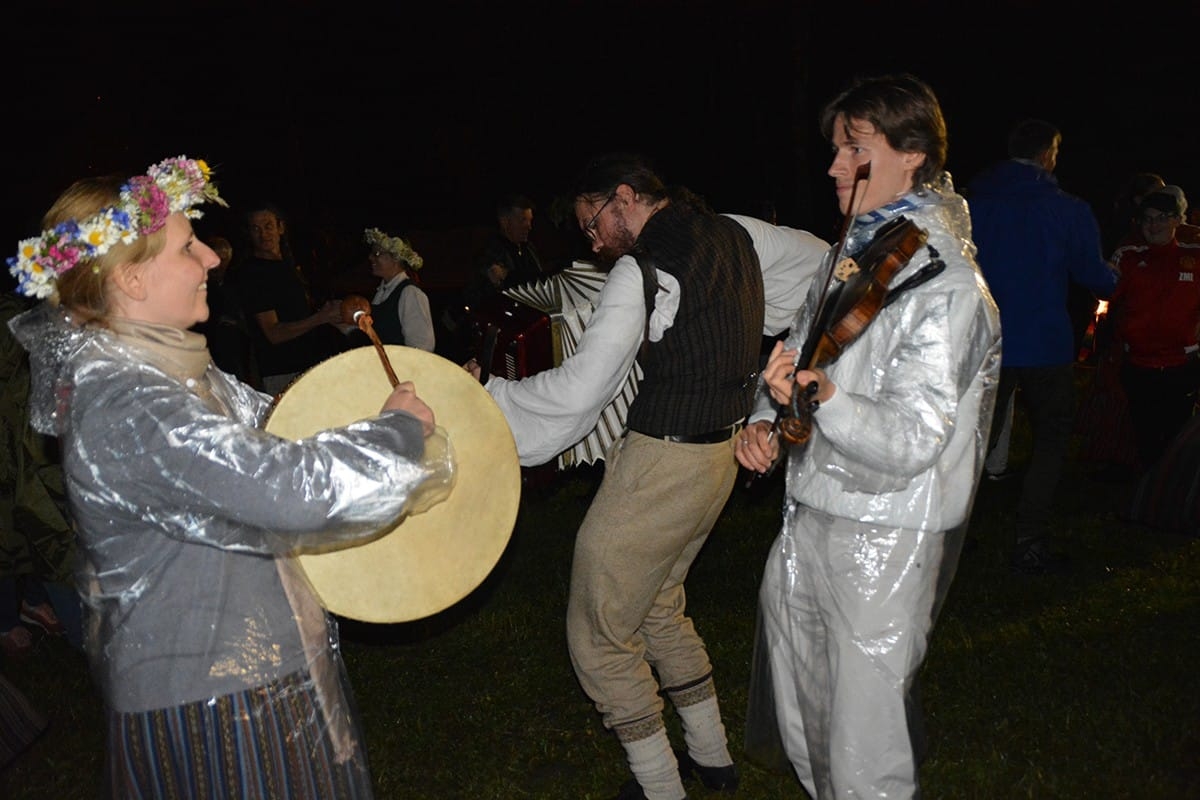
[105, 670, 373, 800]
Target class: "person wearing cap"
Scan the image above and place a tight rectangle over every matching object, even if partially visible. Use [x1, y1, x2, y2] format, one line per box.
[1109, 185, 1200, 470]
[360, 227, 435, 351]
[1080, 176, 1200, 477]
[966, 118, 1118, 574]
[1112, 176, 1200, 252]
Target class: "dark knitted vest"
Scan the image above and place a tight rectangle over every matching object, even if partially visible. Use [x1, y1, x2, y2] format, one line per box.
[624, 204, 764, 436]
[370, 280, 411, 346]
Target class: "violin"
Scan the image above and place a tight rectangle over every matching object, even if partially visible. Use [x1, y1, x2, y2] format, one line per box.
[743, 164, 936, 488]
[776, 214, 928, 445]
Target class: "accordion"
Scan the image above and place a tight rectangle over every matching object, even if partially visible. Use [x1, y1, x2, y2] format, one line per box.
[467, 261, 642, 469]
[468, 294, 557, 381]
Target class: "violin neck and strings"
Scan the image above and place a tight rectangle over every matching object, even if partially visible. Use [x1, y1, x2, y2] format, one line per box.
[804, 162, 872, 357]
[778, 166, 932, 447]
[776, 163, 872, 446]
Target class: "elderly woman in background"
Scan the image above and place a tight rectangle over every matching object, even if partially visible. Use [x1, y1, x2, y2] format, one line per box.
[360, 227, 435, 351]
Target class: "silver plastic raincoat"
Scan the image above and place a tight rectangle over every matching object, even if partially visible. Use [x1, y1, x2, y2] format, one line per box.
[9, 302, 453, 793]
[746, 174, 1001, 799]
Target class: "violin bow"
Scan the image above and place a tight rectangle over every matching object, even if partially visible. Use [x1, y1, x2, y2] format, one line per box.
[745, 162, 871, 487]
[800, 161, 872, 364]
[787, 161, 871, 407]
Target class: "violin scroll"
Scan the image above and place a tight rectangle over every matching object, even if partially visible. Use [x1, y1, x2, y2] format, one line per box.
[778, 380, 819, 445]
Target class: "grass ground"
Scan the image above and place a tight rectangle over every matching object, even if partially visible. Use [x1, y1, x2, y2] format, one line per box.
[2, 401, 1198, 799]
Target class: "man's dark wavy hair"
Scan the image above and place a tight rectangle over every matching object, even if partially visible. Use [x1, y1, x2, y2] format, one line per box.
[819, 73, 948, 189]
[572, 152, 710, 213]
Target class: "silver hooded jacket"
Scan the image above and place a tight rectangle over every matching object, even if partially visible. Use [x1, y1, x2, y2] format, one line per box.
[9, 303, 451, 719]
[750, 173, 1002, 531]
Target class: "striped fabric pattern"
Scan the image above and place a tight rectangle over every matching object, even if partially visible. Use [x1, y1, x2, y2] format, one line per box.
[0, 673, 48, 769]
[106, 670, 372, 800]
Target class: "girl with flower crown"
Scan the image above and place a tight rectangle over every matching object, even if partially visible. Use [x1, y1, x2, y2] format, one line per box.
[6, 158, 453, 799]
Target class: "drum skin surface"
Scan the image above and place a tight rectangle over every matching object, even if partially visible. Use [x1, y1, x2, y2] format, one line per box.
[265, 345, 520, 623]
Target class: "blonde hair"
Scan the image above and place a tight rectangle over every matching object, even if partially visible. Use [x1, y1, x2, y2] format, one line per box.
[46, 175, 166, 325]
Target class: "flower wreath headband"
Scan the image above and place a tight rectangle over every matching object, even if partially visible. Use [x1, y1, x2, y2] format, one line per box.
[8, 156, 227, 299]
[364, 227, 423, 270]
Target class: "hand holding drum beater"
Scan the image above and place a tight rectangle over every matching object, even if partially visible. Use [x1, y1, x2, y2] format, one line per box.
[341, 295, 398, 386]
[340, 295, 437, 432]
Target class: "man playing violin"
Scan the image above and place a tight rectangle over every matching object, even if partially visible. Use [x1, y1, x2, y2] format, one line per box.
[735, 74, 1002, 799]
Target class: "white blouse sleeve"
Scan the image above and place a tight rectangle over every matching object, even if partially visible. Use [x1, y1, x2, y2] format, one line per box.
[397, 285, 436, 352]
[485, 258, 646, 466]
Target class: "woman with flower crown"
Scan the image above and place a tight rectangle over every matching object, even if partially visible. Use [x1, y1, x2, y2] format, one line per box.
[357, 227, 435, 352]
[5, 157, 454, 799]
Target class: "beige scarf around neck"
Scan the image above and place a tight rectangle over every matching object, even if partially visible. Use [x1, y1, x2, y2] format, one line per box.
[107, 317, 212, 383]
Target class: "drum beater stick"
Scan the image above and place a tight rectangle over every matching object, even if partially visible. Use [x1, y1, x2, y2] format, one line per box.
[341, 296, 400, 387]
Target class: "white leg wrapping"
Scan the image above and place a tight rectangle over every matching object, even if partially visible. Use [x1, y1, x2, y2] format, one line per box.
[670, 679, 733, 768]
[618, 722, 687, 800]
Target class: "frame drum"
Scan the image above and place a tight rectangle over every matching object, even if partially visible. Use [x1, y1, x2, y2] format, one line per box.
[265, 345, 520, 623]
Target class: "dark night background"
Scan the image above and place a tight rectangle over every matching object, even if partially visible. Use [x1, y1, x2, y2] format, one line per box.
[3, 1, 1197, 289]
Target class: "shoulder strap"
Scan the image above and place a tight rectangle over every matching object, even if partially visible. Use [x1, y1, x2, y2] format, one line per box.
[882, 245, 946, 309]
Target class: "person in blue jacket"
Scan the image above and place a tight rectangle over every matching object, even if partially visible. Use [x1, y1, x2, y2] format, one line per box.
[966, 118, 1117, 574]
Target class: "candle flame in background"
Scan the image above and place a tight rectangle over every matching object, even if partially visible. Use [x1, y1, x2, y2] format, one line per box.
[1077, 300, 1111, 364]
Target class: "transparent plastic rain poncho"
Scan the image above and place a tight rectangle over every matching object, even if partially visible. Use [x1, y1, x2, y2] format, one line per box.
[9, 302, 455, 784]
[744, 174, 1002, 798]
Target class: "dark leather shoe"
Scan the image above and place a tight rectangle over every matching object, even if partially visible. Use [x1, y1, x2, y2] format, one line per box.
[614, 777, 693, 799]
[0, 625, 34, 659]
[613, 778, 648, 800]
[676, 749, 739, 793]
[1010, 538, 1071, 575]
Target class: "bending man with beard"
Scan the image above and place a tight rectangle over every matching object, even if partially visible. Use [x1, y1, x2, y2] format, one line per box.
[469, 152, 765, 800]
